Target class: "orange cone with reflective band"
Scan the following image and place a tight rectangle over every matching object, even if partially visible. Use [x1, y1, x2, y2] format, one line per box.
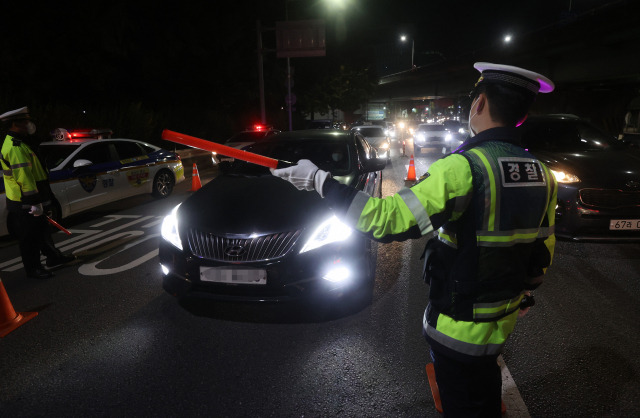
[405, 154, 416, 181]
[191, 163, 202, 191]
[0, 279, 37, 337]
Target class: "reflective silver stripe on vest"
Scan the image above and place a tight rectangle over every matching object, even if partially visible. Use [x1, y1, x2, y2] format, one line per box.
[437, 229, 458, 249]
[479, 228, 540, 237]
[423, 312, 505, 357]
[538, 225, 554, 237]
[468, 149, 495, 231]
[473, 294, 523, 320]
[344, 190, 371, 227]
[10, 162, 30, 169]
[398, 188, 433, 235]
[538, 163, 554, 226]
[22, 189, 38, 196]
[3, 170, 12, 176]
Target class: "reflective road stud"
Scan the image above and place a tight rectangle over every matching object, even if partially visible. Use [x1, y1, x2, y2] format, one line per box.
[0, 279, 37, 337]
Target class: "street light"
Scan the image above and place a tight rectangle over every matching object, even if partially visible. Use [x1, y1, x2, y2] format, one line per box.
[400, 35, 414, 68]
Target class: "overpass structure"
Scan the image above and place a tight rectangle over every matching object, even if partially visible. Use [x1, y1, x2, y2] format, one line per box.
[368, 0, 640, 135]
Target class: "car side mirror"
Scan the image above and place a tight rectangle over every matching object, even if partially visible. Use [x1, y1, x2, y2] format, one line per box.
[361, 156, 387, 172]
[73, 159, 93, 168]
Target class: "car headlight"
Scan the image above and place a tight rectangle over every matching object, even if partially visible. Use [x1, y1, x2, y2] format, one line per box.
[161, 203, 183, 250]
[445, 133, 452, 141]
[300, 215, 353, 253]
[458, 128, 465, 134]
[550, 169, 580, 183]
[379, 142, 389, 149]
[415, 133, 425, 143]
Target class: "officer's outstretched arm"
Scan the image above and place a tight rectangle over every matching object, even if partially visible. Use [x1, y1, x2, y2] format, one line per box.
[323, 154, 474, 243]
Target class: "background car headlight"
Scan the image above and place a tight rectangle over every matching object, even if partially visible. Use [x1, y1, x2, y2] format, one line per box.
[445, 133, 452, 141]
[550, 169, 581, 183]
[161, 203, 183, 250]
[300, 215, 353, 253]
[415, 133, 426, 143]
[379, 142, 389, 149]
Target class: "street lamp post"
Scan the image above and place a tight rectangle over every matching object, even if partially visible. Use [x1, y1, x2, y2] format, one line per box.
[400, 35, 414, 68]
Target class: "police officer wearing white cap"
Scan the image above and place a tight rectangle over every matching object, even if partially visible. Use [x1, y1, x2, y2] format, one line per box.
[1, 106, 74, 279]
[272, 62, 557, 416]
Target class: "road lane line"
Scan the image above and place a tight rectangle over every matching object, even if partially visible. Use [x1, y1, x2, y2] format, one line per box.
[499, 355, 531, 417]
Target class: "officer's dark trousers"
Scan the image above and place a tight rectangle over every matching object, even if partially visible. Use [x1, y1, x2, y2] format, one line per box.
[431, 348, 502, 417]
[8, 210, 62, 274]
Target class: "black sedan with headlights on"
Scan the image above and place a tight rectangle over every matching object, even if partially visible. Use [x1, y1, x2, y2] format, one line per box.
[519, 114, 640, 241]
[159, 130, 386, 312]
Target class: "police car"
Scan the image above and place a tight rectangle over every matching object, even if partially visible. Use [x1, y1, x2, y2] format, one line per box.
[0, 136, 184, 236]
[212, 125, 280, 164]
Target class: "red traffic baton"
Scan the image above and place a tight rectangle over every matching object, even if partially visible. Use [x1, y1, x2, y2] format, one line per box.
[161, 129, 292, 169]
[47, 216, 71, 235]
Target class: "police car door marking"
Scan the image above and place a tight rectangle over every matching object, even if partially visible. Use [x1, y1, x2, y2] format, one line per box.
[79, 174, 98, 192]
[498, 157, 546, 187]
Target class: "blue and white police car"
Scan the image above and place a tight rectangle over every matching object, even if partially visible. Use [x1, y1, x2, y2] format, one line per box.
[0, 135, 185, 236]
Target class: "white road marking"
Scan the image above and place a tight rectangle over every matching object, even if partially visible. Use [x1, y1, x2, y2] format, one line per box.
[78, 233, 160, 275]
[499, 355, 531, 417]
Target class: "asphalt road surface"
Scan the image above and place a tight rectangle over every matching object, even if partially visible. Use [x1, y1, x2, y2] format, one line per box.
[1, 142, 639, 417]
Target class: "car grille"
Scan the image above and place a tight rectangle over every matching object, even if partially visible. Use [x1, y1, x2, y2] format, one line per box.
[187, 229, 302, 262]
[579, 188, 640, 209]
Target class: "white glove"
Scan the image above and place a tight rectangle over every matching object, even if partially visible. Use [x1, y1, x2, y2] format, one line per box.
[29, 203, 44, 216]
[270, 159, 331, 197]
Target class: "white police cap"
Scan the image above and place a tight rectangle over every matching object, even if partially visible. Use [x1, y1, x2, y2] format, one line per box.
[473, 62, 555, 94]
[0, 106, 31, 122]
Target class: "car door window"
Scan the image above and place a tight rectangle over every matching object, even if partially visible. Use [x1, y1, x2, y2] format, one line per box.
[70, 142, 115, 168]
[114, 141, 147, 161]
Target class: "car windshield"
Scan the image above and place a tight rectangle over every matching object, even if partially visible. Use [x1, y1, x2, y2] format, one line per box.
[520, 119, 624, 152]
[355, 127, 384, 137]
[39, 144, 82, 169]
[226, 139, 352, 177]
[226, 131, 271, 143]
[419, 124, 445, 132]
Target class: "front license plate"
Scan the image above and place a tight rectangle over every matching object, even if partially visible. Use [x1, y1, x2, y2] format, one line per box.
[609, 219, 640, 231]
[200, 267, 267, 285]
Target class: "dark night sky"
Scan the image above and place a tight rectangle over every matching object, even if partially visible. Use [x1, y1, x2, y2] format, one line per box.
[0, 0, 631, 138]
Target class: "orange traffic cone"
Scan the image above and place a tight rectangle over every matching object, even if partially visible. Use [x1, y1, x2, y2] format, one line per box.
[0, 279, 37, 337]
[405, 154, 417, 181]
[190, 163, 202, 191]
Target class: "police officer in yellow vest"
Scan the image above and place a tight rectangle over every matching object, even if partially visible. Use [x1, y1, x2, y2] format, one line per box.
[272, 63, 557, 416]
[1, 107, 74, 279]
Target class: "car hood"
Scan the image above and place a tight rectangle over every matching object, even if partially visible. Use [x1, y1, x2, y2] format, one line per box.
[179, 174, 338, 237]
[531, 149, 640, 188]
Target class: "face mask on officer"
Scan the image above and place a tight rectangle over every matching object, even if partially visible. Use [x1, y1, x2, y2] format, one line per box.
[26, 121, 36, 135]
[468, 96, 480, 137]
[16, 119, 36, 135]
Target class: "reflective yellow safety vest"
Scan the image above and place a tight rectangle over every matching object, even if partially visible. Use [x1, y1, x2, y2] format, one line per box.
[323, 127, 557, 360]
[1, 133, 50, 210]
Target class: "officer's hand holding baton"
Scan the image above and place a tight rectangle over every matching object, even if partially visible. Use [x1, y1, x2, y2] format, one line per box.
[270, 159, 331, 197]
[29, 203, 43, 216]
